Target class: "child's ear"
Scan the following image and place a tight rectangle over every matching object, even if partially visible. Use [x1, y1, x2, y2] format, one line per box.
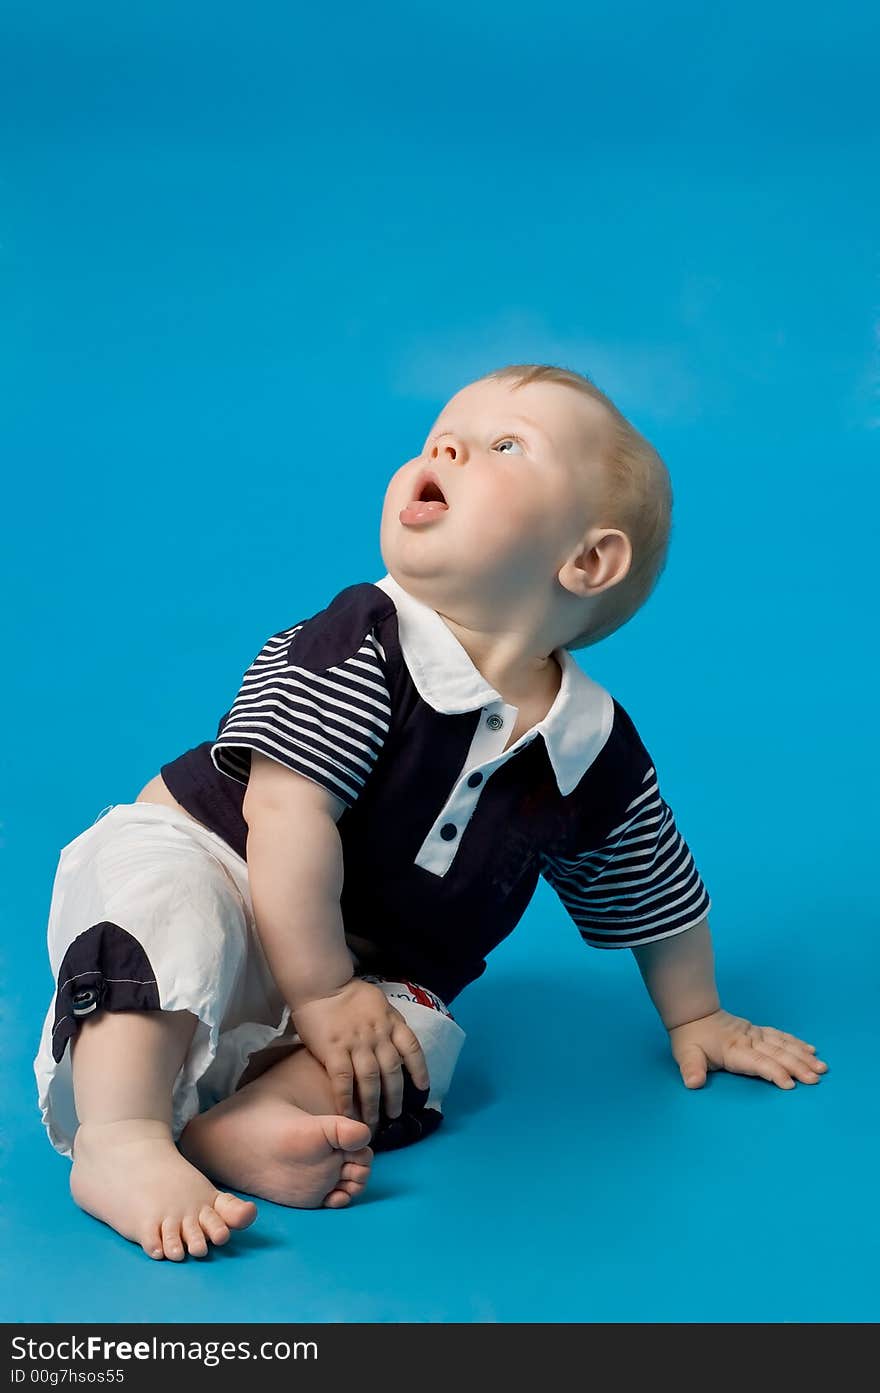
[558, 528, 632, 599]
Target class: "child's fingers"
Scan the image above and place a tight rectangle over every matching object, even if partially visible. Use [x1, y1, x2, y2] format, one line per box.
[763, 1030, 818, 1058]
[774, 1047, 824, 1075]
[756, 1042, 825, 1085]
[675, 1042, 708, 1088]
[351, 1046, 382, 1131]
[779, 1031, 818, 1053]
[761, 1027, 823, 1065]
[375, 1040, 405, 1119]
[726, 1044, 796, 1089]
[390, 1017, 430, 1091]
[327, 1050, 356, 1119]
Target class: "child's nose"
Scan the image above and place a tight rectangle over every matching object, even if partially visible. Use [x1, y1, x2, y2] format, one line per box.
[432, 436, 467, 464]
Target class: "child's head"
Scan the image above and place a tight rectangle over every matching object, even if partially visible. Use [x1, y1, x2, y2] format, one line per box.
[379, 363, 672, 654]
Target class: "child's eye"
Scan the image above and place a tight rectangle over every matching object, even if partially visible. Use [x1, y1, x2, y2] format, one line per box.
[494, 435, 525, 454]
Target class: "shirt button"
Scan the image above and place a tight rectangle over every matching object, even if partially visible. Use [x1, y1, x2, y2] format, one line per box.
[467, 772, 484, 788]
[486, 714, 504, 731]
[440, 823, 458, 840]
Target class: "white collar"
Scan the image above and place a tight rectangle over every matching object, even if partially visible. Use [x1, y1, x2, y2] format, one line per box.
[372, 573, 613, 796]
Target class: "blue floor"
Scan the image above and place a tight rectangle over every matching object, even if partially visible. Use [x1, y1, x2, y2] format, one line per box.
[4, 857, 877, 1321]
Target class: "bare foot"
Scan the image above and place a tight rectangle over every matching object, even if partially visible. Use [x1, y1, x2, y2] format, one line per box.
[70, 1118, 258, 1261]
[179, 1090, 373, 1209]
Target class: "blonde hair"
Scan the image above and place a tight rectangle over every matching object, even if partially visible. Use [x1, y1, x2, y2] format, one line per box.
[478, 363, 673, 651]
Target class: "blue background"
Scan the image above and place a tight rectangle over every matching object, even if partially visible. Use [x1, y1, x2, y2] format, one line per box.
[2, 0, 878, 1323]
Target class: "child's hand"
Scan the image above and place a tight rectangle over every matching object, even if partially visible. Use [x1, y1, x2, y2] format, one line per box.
[668, 1008, 829, 1089]
[292, 978, 430, 1129]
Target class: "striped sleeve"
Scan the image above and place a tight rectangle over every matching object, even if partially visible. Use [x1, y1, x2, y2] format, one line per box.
[539, 764, 712, 949]
[209, 622, 392, 810]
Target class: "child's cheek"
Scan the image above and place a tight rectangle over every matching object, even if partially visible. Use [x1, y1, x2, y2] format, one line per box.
[462, 486, 542, 556]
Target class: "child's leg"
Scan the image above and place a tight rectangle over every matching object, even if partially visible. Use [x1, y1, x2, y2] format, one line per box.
[69, 1007, 259, 1262]
[71, 1005, 197, 1126]
[70, 1006, 374, 1248]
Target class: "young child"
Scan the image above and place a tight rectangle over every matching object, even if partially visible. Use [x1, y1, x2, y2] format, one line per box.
[33, 363, 828, 1261]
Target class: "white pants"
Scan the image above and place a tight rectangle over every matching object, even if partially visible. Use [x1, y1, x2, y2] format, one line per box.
[33, 801, 466, 1159]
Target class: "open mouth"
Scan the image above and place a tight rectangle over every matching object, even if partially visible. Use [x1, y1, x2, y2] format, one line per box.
[414, 472, 447, 505]
[399, 469, 450, 525]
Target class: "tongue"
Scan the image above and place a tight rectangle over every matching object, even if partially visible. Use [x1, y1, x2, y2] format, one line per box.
[399, 500, 449, 524]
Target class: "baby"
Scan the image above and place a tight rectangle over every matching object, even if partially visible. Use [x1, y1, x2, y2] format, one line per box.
[33, 363, 828, 1261]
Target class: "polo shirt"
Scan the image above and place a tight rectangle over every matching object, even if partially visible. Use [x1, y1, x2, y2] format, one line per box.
[160, 573, 712, 1005]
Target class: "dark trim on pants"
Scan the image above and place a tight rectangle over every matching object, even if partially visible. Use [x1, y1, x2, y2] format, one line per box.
[51, 921, 161, 1063]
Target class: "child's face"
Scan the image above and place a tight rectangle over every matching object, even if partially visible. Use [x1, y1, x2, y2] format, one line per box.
[379, 377, 611, 623]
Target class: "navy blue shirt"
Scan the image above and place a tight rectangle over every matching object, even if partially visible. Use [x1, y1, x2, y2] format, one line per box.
[160, 573, 712, 1004]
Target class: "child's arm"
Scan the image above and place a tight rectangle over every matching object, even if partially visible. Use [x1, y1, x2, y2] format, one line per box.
[243, 752, 429, 1128]
[632, 917, 828, 1089]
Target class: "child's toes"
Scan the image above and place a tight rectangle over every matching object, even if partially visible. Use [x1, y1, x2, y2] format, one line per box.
[340, 1161, 370, 1183]
[321, 1116, 373, 1152]
[338, 1177, 368, 1198]
[342, 1147, 373, 1168]
[142, 1226, 165, 1261]
[161, 1218, 186, 1261]
[322, 1187, 353, 1208]
[213, 1192, 257, 1230]
[182, 1215, 209, 1257]
[323, 1175, 368, 1207]
[199, 1204, 231, 1247]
